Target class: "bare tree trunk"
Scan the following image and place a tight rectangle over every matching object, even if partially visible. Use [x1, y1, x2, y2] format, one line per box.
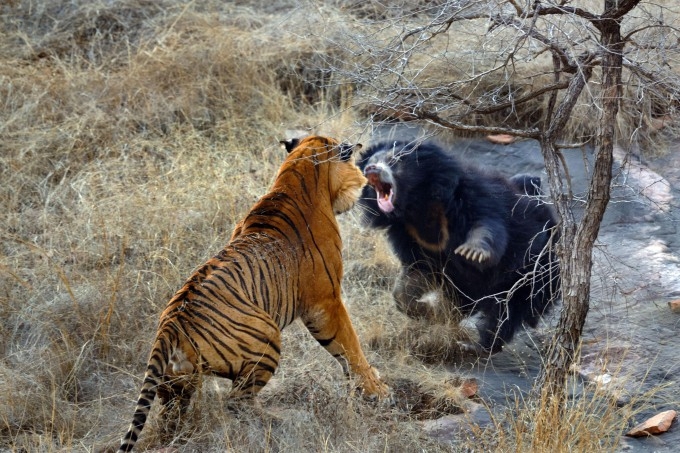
[538, 0, 636, 396]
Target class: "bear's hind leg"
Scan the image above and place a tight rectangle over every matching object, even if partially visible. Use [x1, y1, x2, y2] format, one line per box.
[394, 266, 454, 320]
[475, 295, 525, 355]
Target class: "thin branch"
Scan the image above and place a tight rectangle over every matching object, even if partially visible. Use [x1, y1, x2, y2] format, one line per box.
[533, 5, 600, 24]
[394, 78, 572, 117]
[467, 79, 571, 115]
[623, 23, 680, 43]
[401, 2, 489, 42]
[547, 56, 596, 139]
[507, 0, 525, 17]
[623, 59, 680, 106]
[489, 14, 578, 73]
[414, 108, 541, 139]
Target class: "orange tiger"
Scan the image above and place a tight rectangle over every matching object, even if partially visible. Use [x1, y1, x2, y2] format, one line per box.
[118, 135, 390, 452]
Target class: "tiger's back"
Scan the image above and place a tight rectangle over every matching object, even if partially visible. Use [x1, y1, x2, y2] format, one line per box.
[118, 136, 389, 452]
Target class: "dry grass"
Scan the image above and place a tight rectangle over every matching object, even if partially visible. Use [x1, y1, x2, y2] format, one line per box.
[0, 0, 673, 452]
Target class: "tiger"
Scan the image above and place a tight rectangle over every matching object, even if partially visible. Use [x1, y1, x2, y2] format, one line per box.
[117, 135, 390, 452]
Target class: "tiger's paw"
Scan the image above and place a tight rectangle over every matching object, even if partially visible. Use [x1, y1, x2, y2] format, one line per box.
[357, 366, 393, 405]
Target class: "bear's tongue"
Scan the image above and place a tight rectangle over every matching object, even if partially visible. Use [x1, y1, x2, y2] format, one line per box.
[377, 189, 394, 213]
[366, 172, 395, 213]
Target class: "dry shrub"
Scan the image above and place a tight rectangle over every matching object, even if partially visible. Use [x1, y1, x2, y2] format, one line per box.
[29, 0, 163, 63]
[0, 0, 355, 186]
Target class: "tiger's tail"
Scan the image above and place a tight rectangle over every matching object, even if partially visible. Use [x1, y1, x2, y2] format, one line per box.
[118, 336, 170, 452]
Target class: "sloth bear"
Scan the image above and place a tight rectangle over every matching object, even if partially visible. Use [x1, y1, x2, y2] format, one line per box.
[357, 140, 560, 354]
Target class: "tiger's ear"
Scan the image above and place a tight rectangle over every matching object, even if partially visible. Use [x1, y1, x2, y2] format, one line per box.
[338, 143, 362, 161]
[280, 138, 300, 153]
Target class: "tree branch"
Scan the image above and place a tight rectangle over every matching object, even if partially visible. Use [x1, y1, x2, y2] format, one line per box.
[623, 23, 680, 43]
[507, 0, 525, 16]
[547, 58, 595, 139]
[401, 2, 494, 42]
[413, 108, 541, 139]
[602, 0, 641, 20]
[463, 79, 571, 115]
[531, 1, 640, 32]
[623, 59, 680, 107]
[533, 5, 599, 24]
[399, 79, 572, 117]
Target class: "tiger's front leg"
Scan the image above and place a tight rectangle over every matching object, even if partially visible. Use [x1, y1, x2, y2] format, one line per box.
[303, 301, 390, 401]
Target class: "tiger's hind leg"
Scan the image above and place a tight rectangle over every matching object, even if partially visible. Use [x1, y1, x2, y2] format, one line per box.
[156, 373, 199, 440]
[303, 300, 390, 401]
[226, 359, 278, 413]
[153, 347, 200, 439]
[225, 318, 282, 411]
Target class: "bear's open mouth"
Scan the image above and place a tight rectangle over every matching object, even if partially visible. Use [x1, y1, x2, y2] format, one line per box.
[366, 172, 395, 213]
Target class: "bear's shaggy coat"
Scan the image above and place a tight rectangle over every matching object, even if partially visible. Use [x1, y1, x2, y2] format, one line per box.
[358, 140, 560, 354]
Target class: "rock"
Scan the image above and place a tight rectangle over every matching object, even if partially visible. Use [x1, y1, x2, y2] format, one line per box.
[669, 299, 680, 313]
[626, 410, 677, 437]
[572, 344, 643, 406]
[460, 378, 478, 398]
[613, 145, 673, 214]
[421, 402, 492, 442]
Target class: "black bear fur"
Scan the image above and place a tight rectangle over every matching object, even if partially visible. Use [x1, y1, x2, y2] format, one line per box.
[357, 140, 560, 354]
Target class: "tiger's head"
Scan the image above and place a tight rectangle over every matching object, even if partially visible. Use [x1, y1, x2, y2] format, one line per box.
[280, 136, 366, 214]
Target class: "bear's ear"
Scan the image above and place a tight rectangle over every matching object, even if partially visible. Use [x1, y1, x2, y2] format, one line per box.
[510, 173, 542, 196]
[280, 138, 300, 153]
[338, 143, 362, 161]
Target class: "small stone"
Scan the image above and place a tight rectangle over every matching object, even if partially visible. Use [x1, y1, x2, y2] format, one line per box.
[626, 409, 677, 437]
[593, 373, 612, 385]
[668, 299, 680, 313]
[460, 378, 478, 398]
